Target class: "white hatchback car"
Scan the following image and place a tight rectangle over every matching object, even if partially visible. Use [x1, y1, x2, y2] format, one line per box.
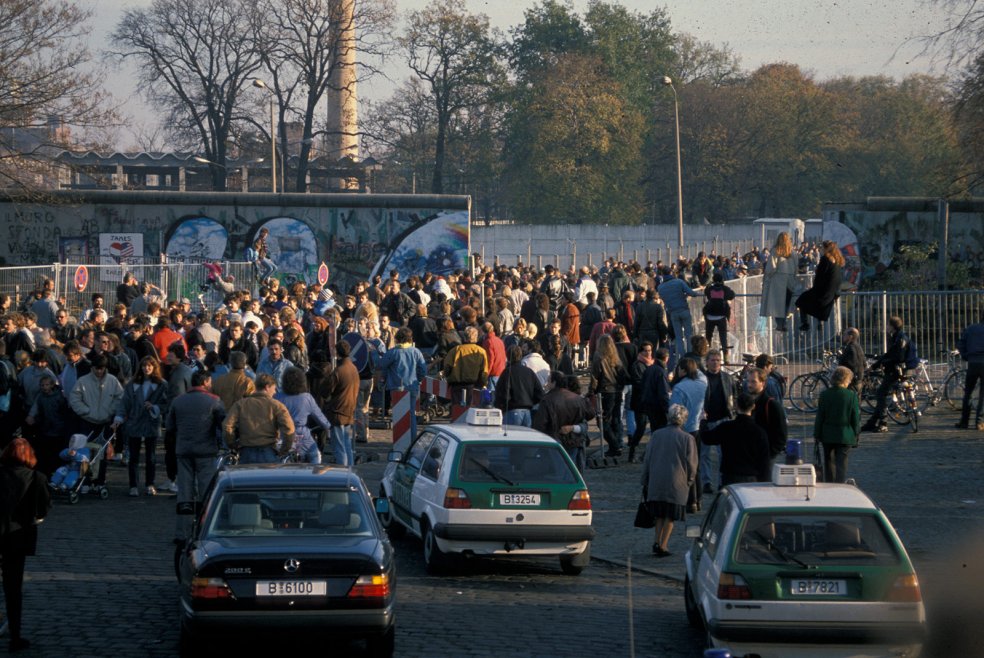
[684, 464, 926, 658]
[378, 409, 594, 574]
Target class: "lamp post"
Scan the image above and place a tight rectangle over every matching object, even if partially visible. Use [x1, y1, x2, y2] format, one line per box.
[662, 76, 684, 250]
[252, 79, 277, 193]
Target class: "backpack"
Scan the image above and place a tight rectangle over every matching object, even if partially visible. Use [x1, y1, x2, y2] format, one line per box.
[904, 338, 919, 369]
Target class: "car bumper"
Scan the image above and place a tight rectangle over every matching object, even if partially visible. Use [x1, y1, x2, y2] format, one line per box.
[432, 522, 595, 543]
[180, 598, 394, 635]
[707, 618, 927, 645]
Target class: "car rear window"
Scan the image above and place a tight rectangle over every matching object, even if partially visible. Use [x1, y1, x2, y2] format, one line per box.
[205, 488, 373, 538]
[735, 512, 901, 566]
[457, 443, 579, 485]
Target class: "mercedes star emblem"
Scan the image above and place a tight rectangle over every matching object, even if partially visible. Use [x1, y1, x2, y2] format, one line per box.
[284, 558, 301, 574]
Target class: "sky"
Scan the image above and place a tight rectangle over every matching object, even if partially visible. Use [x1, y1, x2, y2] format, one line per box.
[83, 0, 953, 150]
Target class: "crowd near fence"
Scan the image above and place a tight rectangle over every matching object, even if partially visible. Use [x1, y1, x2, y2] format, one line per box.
[686, 274, 984, 376]
[0, 260, 980, 377]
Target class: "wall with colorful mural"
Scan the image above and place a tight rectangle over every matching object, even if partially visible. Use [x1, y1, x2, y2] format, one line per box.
[0, 191, 471, 291]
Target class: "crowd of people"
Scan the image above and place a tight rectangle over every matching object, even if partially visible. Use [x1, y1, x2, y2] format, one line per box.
[0, 231, 978, 565]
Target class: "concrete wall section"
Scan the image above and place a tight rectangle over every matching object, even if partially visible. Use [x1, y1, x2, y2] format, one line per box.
[471, 223, 759, 269]
[0, 191, 470, 291]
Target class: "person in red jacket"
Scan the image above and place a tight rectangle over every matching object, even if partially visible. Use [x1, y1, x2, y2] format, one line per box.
[481, 322, 506, 387]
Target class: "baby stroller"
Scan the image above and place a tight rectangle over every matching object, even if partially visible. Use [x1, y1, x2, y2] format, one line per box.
[50, 430, 114, 504]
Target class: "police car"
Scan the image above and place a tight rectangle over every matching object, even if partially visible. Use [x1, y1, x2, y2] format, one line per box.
[377, 408, 594, 574]
[684, 460, 926, 658]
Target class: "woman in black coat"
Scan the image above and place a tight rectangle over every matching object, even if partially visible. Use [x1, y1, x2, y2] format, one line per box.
[0, 438, 50, 652]
[797, 240, 844, 331]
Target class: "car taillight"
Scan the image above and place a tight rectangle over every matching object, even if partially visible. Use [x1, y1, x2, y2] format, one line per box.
[568, 490, 591, 510]
[443, 488, 471, 509]
[348, 574, 391, 599]
[886, 574, 922, 602]
[191, 577, 232, 599]
[717, 573, 752, 600]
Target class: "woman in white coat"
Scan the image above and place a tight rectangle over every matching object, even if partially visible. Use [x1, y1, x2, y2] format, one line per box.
[759, 232, 799, 331]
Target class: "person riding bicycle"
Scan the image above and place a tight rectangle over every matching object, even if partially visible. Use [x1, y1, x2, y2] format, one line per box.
[861, 316, 912, 433]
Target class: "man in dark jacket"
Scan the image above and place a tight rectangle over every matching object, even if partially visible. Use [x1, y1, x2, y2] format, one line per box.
[539, 264, 568, 311]
[632, 347, 671, 462]
[320, 340, 359, 466]
[494, 346, 544, 427]
[532, 370, 596, 473]
[701, 349, 735, 492]
[838, 327, 867, 397]
[747, 367, 787, 459]
[634, 289, 669, 348]
[167, 370, 225, 541]
[862, 315, 910, 433]
[701, 392, 771, 486]
[956, 315, 984, 430]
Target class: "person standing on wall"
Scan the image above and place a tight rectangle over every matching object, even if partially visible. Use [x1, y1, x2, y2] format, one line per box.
[759, 232, 798, 332]
[796, 240, 845, 332]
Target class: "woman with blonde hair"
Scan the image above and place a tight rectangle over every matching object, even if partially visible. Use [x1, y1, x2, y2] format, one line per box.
[759, 232, 799, 331]
[796, 240, 845, 332]
[590, 334, 629, 457]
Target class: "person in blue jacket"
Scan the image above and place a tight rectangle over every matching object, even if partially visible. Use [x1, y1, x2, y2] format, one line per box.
[376, 327, 427, 440]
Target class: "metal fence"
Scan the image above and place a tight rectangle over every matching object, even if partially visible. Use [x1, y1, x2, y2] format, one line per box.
[0, 260, 256, 319]
[685, 274, 984, 371]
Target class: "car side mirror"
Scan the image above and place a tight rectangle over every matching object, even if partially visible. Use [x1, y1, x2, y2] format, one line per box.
[686, 524, 702, 539]
[374, 497, 390, 515]
[387, 450, 402, 463]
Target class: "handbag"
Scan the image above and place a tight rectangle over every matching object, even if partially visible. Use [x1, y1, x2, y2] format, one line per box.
[634, 501, 655, 529]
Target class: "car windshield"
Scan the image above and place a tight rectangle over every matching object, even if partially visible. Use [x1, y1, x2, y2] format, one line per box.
[735, 512, 901, 567]
[204, 487, 373, 538]
[457, 443, 579, 485]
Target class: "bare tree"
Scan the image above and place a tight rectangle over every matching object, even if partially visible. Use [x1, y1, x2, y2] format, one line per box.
[401, 0, 503, 194]
[251, 0, 395, 192]
[109, 0, 264, 191]
[0, 0, 117, 191]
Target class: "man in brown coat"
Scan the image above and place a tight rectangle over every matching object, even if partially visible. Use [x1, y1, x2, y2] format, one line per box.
[211, 351, 255, 412]
[320, 341, 360, 466]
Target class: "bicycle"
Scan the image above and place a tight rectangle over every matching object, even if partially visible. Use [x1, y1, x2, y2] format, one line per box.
[904, 349, 967, 413]
[885, 367, 921, 432]
[787, 350, 839, 412]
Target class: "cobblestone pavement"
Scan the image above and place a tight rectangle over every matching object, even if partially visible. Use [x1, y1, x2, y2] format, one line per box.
[12, 404, 983, 657]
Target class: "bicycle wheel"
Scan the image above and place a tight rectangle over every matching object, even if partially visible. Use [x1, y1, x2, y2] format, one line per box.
[909, 371, 933, 413]
[943, 369, 967, 411]
[886, 389, 908, 425]
[860, 371, 882, 413]
[789, 373, 822, 412]
[907, 387, 920, 433]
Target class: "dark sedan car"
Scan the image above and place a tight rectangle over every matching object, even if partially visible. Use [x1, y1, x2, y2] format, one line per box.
[178, 465, 395, 657]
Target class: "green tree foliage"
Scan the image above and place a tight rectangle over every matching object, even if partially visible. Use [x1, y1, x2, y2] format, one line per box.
[504, 54, 645, 225]
[401, 0, 503, 194]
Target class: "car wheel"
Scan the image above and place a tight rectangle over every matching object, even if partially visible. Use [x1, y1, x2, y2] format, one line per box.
[422, 522, 448, 574]
[365, 626, 395, 658]
[559, 544, 590, 575]
[684, 575, 702, 629]
[377, 487, 405, 539]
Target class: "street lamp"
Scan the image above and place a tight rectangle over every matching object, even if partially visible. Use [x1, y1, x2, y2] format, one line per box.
[252, 78, 277, 193]
[662, 75, 684, 250]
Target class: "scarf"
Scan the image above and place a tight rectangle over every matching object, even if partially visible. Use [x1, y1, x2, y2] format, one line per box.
[636, 352, 654, 368]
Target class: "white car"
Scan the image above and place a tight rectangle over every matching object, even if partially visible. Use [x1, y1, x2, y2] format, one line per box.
[377, 408, 594, 574]
[684, 463, 926, 658]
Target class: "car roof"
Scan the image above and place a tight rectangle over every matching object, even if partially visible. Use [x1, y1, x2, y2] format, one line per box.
[218, 464, 366, 489]
[728, 482, 880, 512]
[430, 422, 558, 443]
